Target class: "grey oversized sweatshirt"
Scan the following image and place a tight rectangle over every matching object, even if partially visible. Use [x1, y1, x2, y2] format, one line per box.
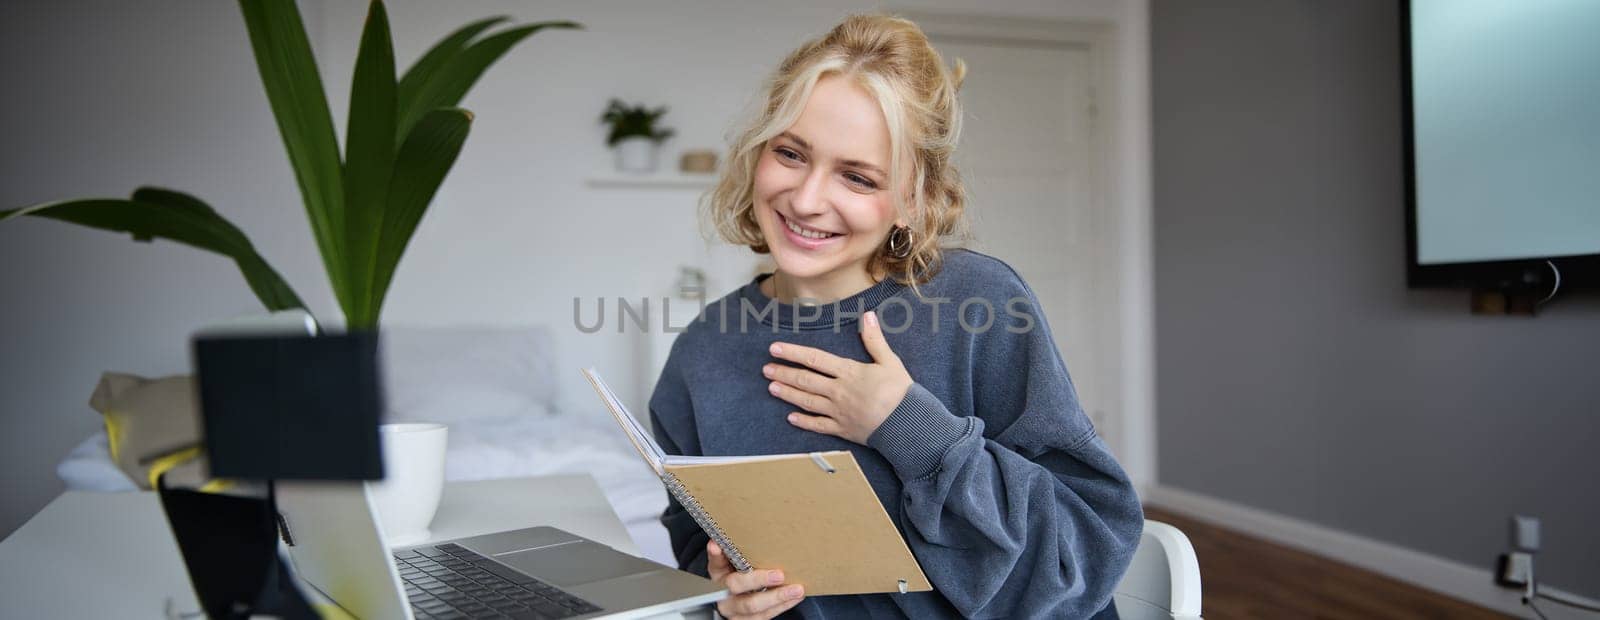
[648, 249, 1142, 618]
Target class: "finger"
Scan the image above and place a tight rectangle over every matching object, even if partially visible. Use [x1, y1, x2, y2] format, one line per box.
[721, 584, 805, 617]
[769, 342, 850, 377]
[764, 363, 835, 397]
[758, 591, 806, 619]
[768, 381, 834, 415]
[707, 540, 731, 580]
[724, 568, 786, 596]
[787, 412, 843, 438]
[859, 311, 900, 365]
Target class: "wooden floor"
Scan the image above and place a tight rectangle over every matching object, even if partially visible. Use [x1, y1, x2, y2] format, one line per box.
[1142, 506, 1514, 619]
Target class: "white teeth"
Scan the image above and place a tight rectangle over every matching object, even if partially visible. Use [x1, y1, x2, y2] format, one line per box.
[785, 218, 836, 240]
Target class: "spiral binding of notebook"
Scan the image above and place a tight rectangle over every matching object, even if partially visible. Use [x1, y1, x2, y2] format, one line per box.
[662, 471, 752, 572]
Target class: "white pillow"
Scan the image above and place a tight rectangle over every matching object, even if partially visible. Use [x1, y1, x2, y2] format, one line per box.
[380, 326, 561, 424]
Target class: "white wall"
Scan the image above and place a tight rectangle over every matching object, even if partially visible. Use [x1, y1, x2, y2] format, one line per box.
[1, 0, 330, 537]
[0, 0, 1143, 537]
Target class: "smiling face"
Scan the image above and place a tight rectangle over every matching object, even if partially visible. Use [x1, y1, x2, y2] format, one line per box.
[753, 74, 905, 294]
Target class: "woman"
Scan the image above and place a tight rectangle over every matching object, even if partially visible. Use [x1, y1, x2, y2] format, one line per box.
[649, 14, 1143, 619]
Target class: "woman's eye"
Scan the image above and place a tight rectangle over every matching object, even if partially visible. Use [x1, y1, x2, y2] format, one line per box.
[844, 173, 878, 190]
[774, 147, 803, 163]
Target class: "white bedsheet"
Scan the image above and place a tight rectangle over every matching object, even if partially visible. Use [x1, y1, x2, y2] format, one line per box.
[57, 431, 137, 492]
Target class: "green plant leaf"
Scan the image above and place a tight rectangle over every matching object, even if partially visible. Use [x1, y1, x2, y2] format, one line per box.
[1, 192, 306, 312]
[363, 108, 473, 327]
[396, 20, 580, 140]
[239, 0, 349, 316]
[131, 188, 306, 312]
[396, 15, 509, 140]
[128, 187, 249, 250]
[342, 0, 399, 327]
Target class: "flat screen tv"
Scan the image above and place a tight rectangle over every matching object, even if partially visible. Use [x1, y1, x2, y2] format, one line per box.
[1402, 0, 1600, 293]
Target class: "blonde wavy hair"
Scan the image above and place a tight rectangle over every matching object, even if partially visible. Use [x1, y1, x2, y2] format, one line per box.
[703, 13, 970, 290]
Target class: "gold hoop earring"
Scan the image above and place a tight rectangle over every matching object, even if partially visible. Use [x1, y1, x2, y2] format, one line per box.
[885, 225, 913, 260]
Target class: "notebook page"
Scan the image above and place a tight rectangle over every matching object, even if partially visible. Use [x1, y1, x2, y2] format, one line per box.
[584, 367, 825, 469]
[662, 453, 798, 466]
[581, 368, 666, 473]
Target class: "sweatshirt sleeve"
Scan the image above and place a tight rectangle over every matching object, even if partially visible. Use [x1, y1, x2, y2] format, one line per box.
[647, 345, 712, 578]
[864, 276, 1144, 618]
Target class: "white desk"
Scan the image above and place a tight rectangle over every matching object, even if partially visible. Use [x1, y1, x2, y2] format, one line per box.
[0, 475, 709, 619]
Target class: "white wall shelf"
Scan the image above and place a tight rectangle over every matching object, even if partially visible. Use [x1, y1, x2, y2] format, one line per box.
[586, 172, 716, 189]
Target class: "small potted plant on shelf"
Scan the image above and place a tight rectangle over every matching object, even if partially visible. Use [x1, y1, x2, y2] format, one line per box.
[601, 99, 675, 173]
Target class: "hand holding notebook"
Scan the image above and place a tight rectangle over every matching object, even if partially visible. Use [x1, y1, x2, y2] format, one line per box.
[581, 368, 932, 597]
[705, 538, 804, 616]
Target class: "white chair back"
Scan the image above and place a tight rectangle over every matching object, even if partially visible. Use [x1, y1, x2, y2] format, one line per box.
[1113, 519, 1203, 619]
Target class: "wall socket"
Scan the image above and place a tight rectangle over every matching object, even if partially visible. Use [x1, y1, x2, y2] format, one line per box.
[1512, 515, 1541, 552]
[1497, 551, 1533, 587]
[1494, 515, 1540, 591]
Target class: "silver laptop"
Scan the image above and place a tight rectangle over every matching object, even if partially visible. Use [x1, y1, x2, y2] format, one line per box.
[275, 480, 726, 619]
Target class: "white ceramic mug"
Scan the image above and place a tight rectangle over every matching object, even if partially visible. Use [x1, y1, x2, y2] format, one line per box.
[367, 423, 448, 546]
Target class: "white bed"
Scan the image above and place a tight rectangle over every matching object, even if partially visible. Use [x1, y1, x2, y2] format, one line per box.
[56, 325, 677, 568]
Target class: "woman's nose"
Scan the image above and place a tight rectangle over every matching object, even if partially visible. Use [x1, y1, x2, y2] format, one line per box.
[789, 168, 830, 216]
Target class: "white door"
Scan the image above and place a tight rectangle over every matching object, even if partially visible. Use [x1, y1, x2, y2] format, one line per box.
[928, 32, 1122, 452]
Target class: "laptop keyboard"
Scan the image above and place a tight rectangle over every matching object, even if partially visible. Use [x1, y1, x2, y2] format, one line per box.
[394, 543, 603, 619]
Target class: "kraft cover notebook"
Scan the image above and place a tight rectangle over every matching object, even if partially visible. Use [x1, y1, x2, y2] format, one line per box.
[582, 368, 932, 597]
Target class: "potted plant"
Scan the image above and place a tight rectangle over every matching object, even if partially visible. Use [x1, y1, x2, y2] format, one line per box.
[1, 0, 579, 331]
[0, 5, 583, 569]
[601, 99, 675, 173]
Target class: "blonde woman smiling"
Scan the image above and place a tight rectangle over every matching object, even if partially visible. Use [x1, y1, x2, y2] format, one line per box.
[649, 14, 1142, 619]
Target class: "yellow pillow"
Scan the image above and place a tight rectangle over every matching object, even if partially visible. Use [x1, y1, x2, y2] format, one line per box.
[88, 372, 227, 491]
